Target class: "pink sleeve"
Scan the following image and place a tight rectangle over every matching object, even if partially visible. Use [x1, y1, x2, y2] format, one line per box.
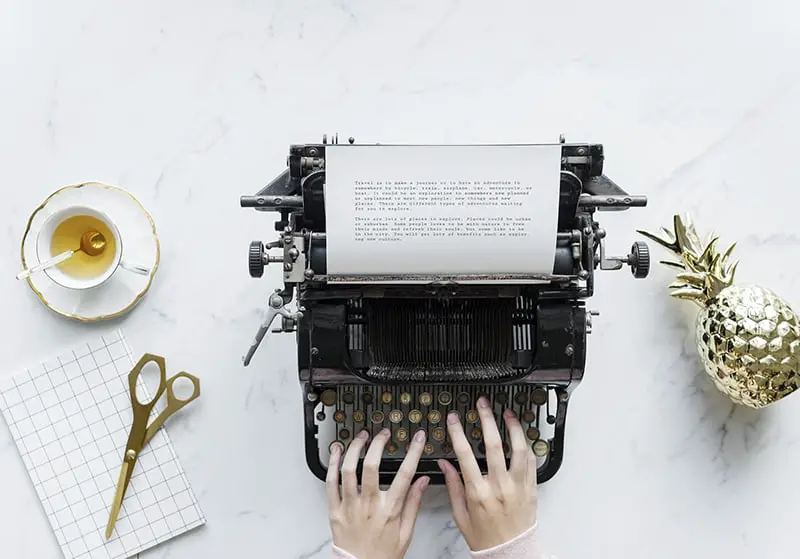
[469, 522, 549, 559]
[332, 544, 359, 559]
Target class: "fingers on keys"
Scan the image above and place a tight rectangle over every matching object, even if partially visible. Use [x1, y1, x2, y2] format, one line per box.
[476, 396, 507, 477]
[363, 428, 391, 495]
[389, 428, 426, 501]
[326, 441, 343, 509]
[437, 458, 468, 525]
[445, 410, 482, 482]
[340, 429, 369, 501]
[502, 408, 529, 478]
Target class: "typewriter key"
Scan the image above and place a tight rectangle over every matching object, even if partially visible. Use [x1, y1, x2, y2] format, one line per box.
[438, 391, 453, 405]
[514, 392, 528, 405]
[521, 410, 536, 423]
[339, 429, 351, 440]
[361, 392, 374, 404]
[321, 390, 337, 406]
[399, 392, 412, 405]
[526, 427, 540, 440]
[442, 441, 453, 454]
[342, 392, 355, 404]
[386, 442, 398, 455]
[333, 410, 346, 423]
[533, 439, 550, 457]
[427, 410, 441, 424]
[457, 392, 470, 405]
[329, 441, 344, 454]
[532, 388, 548, 406]
[389, 410, 403, 424]
[423, 443, 434, 455]
[471, 426, 482, 440]
[371, 411, 385, 424]
[495, 392, 508, 406]
[381, 391, 393, 404]
[419, 392, 433, 406]
[352, 410, 365, 423]
[408, 409, 423, 424]
[465, 410, 479, 424]
[477, 442, 486, 455]
[397, 428, 409, 442]
[316, 411, 325, 421]
[432, 427, 446, 441]
[547, 415, 555, 424]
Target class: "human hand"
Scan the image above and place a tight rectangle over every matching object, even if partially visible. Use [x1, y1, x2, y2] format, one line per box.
[437, 397, 538, 552]
[327, 428, 431, 559]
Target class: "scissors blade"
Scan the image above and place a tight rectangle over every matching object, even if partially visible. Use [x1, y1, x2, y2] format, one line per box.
[105, 454, 135, 539]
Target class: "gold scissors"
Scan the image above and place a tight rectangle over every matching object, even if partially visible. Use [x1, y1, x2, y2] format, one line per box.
[105, 353, 200, 539]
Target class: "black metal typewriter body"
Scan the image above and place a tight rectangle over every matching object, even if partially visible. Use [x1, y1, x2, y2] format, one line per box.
[240, 136, 649, 485]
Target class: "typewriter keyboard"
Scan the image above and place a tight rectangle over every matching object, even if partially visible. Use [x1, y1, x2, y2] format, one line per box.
[313, 384, 558, 467]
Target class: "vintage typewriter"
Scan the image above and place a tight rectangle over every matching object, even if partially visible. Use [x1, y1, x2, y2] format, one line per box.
[240, 135, 650, 485]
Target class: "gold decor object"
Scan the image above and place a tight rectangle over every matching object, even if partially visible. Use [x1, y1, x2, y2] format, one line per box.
[106, 354, 200, 539]
[638, 214, 800, 408]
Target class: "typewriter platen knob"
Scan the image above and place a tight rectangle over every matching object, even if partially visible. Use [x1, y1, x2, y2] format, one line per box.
[629, 241, 650, 279]
[249, 241, 265, 278]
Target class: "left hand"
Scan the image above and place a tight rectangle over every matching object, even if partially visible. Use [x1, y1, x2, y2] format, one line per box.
[327, 428, 431, 559]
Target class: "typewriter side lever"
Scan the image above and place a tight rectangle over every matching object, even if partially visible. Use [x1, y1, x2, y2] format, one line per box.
[242, 288, 303, 367]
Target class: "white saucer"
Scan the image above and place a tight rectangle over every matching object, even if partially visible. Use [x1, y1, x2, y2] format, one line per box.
[20, 182, 160, 322]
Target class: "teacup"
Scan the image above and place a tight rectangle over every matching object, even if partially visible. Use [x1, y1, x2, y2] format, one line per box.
[35, 205, 151, 290]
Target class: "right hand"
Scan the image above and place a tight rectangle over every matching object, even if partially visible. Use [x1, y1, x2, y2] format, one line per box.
[437, 396, 538, 551]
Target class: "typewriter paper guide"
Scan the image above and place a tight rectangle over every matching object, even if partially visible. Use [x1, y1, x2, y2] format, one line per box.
[324, 143, 563, 283]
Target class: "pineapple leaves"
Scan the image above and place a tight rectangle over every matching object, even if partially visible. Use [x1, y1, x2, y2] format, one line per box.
[637, 213, 739, 301]
[668, 286, 708, 306]
[678, 214, 704, 255]
[673, 272, 706, 286]
[659, 259, 686, 270]
[636, 227, 680, 253]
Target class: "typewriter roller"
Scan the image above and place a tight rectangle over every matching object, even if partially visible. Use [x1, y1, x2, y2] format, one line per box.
[240, 135, 649, 485]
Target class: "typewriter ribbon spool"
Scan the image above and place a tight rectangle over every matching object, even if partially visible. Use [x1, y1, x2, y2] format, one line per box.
[240, 136, 650, 485]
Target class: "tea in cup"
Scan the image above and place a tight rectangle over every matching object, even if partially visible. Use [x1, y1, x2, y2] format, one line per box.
[35, 205, 150, 289]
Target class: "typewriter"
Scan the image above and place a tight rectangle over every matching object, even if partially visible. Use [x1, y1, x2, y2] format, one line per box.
[240, 135, 650, 485]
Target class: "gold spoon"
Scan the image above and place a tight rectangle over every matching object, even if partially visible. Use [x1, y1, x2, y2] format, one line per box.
[17, 230, 107, 280]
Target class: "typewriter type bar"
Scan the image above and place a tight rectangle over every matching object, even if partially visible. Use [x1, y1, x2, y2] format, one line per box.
[240, 135, 649, 485]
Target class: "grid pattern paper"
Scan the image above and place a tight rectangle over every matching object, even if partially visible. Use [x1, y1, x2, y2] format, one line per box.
[0, 330, 205, 559]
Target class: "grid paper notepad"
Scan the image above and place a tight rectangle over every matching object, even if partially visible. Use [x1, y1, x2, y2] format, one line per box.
[0, 330, 205, 559]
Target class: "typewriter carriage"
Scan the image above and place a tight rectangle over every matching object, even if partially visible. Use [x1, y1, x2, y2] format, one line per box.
[240, 136, 649, 485]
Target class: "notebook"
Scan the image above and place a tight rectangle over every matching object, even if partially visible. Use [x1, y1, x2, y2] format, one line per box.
[0, 329, 205, 559]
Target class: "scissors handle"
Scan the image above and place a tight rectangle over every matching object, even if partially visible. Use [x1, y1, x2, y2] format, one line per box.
[143, 372, 201, 446]
[129, 353, 168, 412]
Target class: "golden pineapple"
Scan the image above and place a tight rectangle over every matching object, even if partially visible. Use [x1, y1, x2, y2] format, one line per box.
[638, 214, 800, 408]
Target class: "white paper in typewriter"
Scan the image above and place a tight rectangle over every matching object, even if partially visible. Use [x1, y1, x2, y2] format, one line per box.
[323, 143, 563, 280]
[0, 330, 205, 559]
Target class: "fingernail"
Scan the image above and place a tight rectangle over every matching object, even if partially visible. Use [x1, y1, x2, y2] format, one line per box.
[331, 443, 342, 456]
[447, 412, 459, 425]
[414, 429, 426, 442]
[478, 396, 490, 408]
[358, 430, 369, 439]
[421, 477, 430, 489]
[380, 428, 390, 437]
[503, 409, 514, 418]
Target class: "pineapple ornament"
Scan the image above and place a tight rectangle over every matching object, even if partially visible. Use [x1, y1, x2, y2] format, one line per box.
[638, 214, 800, 409]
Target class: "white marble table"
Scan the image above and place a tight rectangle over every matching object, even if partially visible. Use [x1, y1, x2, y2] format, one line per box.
[3, 1, 800, 558]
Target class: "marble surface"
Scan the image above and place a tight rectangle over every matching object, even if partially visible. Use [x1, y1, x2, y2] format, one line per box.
[2, 1, 800, 558]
